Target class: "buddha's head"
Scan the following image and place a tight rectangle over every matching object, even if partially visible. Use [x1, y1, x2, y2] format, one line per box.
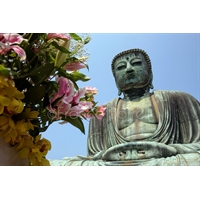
[111, 48, 153, 95]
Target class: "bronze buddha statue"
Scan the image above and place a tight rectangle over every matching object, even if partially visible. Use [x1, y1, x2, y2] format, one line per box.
[50, 48, 200, 166]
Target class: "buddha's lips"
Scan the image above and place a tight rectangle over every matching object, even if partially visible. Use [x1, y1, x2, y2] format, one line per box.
[123, 73, 135, 82]
[125, 79, 135, 85]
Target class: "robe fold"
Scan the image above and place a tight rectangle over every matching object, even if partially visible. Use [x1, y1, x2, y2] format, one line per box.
[50, 90, 200, 166]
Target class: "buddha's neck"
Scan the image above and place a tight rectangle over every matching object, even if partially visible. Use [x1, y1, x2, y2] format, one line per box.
[122, 88, 150, 101]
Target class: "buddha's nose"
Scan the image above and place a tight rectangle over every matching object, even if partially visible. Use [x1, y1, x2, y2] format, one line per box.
[126, 64, 134, 73]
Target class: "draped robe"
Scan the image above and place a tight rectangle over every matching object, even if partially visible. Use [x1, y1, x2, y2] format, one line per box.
[50, 90, 200, 166]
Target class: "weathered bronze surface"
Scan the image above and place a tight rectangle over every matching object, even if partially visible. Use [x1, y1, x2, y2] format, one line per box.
[50, 48, 200, 166]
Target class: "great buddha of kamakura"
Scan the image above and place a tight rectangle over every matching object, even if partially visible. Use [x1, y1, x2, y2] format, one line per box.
[50, 48, 200, 166]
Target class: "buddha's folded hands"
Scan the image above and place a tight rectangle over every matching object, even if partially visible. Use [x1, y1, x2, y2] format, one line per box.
[102, 141, 178, 161]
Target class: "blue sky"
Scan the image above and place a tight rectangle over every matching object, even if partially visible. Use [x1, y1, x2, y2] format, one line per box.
[43, 33, 200, 160]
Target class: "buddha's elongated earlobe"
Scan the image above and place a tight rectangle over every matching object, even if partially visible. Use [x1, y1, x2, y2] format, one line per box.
[118, 89, 122, 96]
[150, 84, 154, 90]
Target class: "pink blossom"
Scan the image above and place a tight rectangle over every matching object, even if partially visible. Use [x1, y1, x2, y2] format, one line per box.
[49, 77, 74, 104]
[85, 86, 98, 95]
[48, 100, 93, 119]
[0, 43, 26, 61]
[46, 76, 101, 121]
[47, 93, 74, 120]
[78, 101, 93, 110]
[82, 109, 94, 119]
[0, 33, 25, 44]
[47, 33, 70, 41]
[72, 88, 86, 103]
[0, 33, 26, 60]
[63, 62, 86, 71]
[11, 45, 26, 60]
[47, 77, 89, 119]
[94, 106, 106, 120]
[47, 77, 75, 119]
[66, 101, 93, 117]
[56, 101, 72, 117]
[0, 34, 4, 40]
[46, 104, 60, 120]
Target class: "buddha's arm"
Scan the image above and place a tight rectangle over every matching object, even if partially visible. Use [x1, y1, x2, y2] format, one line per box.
[168, 117, 200, 155]
[144, 144, 200, 166]
[168, 142, 200, 154]
[171, 94, 200, 155]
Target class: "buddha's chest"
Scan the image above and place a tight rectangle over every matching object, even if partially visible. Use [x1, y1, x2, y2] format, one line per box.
[117, 98, 158, 130]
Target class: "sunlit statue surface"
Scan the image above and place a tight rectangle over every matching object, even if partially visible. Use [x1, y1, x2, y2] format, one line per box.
[50, 48, 200, 166]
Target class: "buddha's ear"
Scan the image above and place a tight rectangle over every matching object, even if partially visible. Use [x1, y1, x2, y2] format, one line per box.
[148, 82, 154, 90]
[118, 89, 122, 96]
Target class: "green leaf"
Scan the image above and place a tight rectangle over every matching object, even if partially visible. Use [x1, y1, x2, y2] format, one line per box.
[83, 63, 89, 70]
[0, 55, 3, 62]
[24, 84, 46, 104]
[0, 65, 18, 76]
[84, 36, 91, 44]
[38, 126, 49, 133]
[29, 127, 40, 137]
[14, 77, 33, 91]
[28, 33, 40, 43]
[70, 71, 90, 82]
[8, 52, 17, 57]
[16, 62, 55, 80]
[69, 33, 82, 41]
[47, 81, 59, 96]
[51, 41, 71, 54]
[21, 33, 31, 40]
[20, 40, 38, 67]
[65, 116, 85, 134]
[29, 62, 55, 77]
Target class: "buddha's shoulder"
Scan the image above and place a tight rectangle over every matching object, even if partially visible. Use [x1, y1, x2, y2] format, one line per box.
[103, 98, 120, 107]
[154, 90, 199, 103]
[102, 90, 199, 106]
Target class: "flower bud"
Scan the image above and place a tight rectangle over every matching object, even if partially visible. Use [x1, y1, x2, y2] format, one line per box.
[55, 39, 70, 67]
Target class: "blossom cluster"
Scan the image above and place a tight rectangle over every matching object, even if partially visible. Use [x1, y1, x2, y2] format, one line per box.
[0, 33, 106, 166]
[0, 33, 27, 61]
[47, 77, 105, 121]
[0, 75, 50, 165]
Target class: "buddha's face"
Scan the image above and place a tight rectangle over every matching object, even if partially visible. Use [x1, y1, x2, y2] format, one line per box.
[113, 52, 151, 92]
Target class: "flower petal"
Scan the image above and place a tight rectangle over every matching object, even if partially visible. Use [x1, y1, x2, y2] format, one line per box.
[15, 121, 27, 133]
[2, 33, 25, 44]
[85, 86, 98, 95]
[63, 62, 86, 71]
[11, 45, 26, 61]
[0, 95, 10, 106]
[0, 115, 9, 126]
[28, 111, 39, 119]
[73, 88, 86, 103]
[41, 158, 50, 166]
[47, 33, 70, 41]
[18, 147, 30, 158]
[0, 105, 4, 114]
[13, 90, 25, 99]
